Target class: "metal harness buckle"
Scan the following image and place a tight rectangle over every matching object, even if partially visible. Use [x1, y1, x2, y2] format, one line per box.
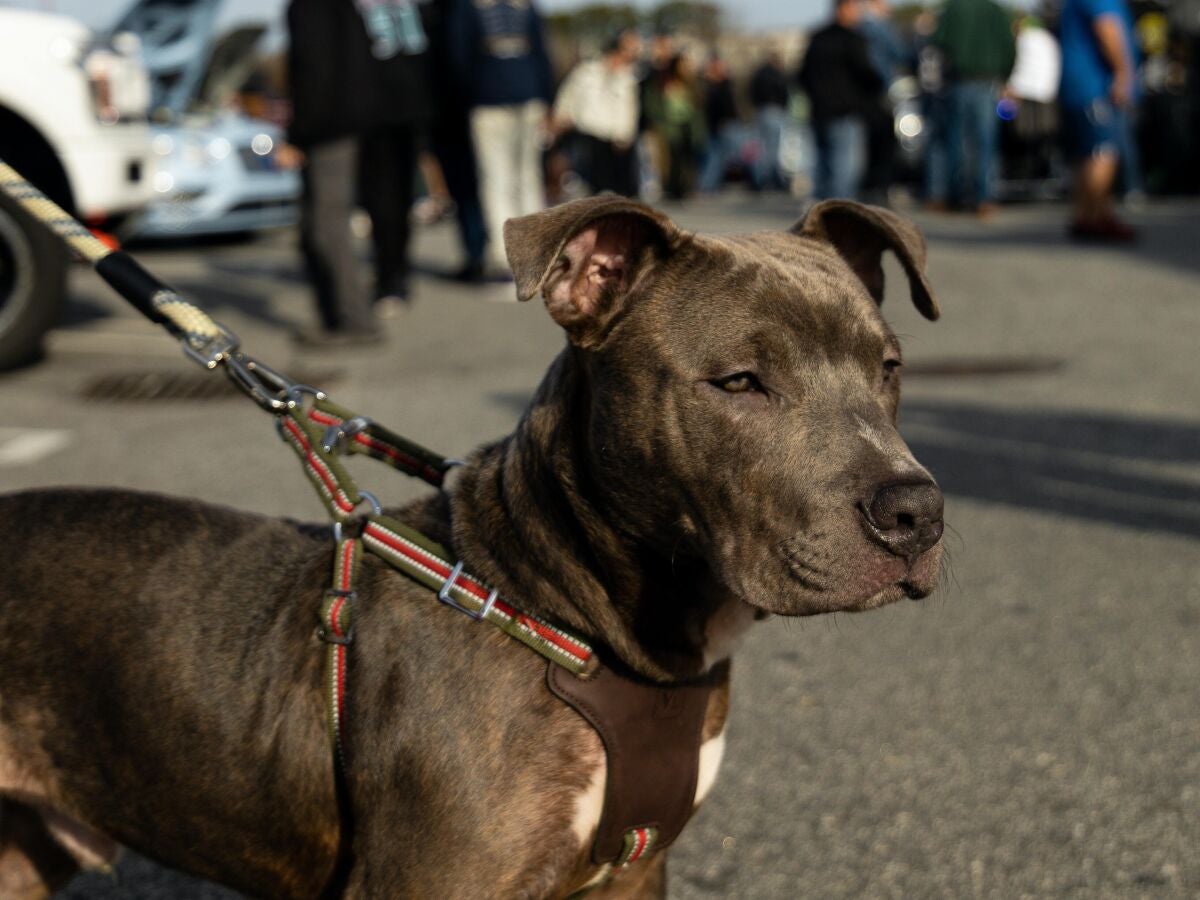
[321, 416, 372, 454]
[318, 588, 356, 645]
[438, 561, 499, 622]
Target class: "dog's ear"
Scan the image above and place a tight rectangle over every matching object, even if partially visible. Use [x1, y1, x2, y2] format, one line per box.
[793, 200, 940, 320]
[504, 196, 678, 347]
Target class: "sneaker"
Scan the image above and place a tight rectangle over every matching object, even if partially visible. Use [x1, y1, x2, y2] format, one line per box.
[374, 295, 410, 320]
[452, 260, 486, 284]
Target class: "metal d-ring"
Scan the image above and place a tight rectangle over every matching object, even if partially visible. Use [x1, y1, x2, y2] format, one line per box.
[356, 490, 383, 516]
[437, 561, 498, 622]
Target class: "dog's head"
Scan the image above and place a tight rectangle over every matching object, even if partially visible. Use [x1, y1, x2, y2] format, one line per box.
[505, 196, 943, 617]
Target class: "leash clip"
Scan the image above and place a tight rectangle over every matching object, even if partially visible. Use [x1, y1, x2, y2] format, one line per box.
[438, 561, 499, 622]
[181, 323, 240, 371]
[223, 353, 291, 412]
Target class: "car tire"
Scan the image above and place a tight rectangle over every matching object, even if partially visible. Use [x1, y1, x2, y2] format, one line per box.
[0, 186, 67, 369]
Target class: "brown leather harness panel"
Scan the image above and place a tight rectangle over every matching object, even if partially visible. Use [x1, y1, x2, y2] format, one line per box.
[547, 662, 723, 865]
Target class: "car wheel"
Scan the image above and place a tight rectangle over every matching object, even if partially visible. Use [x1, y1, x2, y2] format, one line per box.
[0, 187, 66, 369]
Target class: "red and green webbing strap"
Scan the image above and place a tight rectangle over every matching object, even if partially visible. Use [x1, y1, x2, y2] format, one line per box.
[319, 536, 362, 769]
[278, 406, 365, 521]
[307, 397, 453, 488]
[275, 400, 597, 678]
[361, 514, 599, 678]
[616, 826, 657, 867]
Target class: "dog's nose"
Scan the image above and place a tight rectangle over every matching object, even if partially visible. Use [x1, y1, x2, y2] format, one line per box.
[862, 481, 944, 558]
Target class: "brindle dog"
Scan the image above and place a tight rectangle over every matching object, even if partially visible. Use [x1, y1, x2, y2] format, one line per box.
[0, 196, 944, 899]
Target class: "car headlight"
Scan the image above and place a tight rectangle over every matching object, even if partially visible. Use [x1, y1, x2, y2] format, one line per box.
[152, 133, 175, 156]
[207, 137, 232, 162]
[896, 113, 923, 139]
[250, 133, 274, 157]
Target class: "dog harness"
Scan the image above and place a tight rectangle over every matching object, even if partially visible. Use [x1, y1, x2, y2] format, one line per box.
[284, 398, 722, 877]
[0, 166, 720, 884]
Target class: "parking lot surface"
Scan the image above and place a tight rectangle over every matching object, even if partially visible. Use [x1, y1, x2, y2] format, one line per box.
[3, 195, 1195, 898]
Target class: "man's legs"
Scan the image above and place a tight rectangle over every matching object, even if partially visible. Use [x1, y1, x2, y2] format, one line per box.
[824, 115, 866, 200]
[471, 104, 520, 270]
[698, 124, 734, 193]
[922, 92, 950, 206]
[359, 129, 418, 302]
[433, 113, 487, 274]
[861, 100, 897, 205]
[515, 100, 547, 219]
[945, 82, 968, 207]
[756, 105, 786, 190]
[968, 80, 1000, 210]
[1063, 100, 1134, 239]
[299, 136, 374, 334]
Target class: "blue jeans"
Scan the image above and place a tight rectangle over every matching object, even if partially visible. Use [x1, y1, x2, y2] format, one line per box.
[812, 115, 866, 200]
[754, 105, 788, 189]
[922, 91, 951, 203]
[946, 80, 1000, 207]
[699, 123, 742, 193]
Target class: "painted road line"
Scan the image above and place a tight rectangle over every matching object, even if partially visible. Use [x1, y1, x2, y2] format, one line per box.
[0, 428, 72, 466]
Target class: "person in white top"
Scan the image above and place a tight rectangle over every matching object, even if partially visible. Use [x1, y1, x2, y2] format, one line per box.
[1004, 16, 1062, 185]
[552, 32, 642, 196]
[1008, 16, 1062, 104]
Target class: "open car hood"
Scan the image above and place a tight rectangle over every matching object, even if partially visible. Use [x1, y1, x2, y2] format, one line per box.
[109, 0, 266, 119]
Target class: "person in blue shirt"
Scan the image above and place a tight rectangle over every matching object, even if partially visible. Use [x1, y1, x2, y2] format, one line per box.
[447, 0, 554, 273]
[1058, 0, 1138, 241]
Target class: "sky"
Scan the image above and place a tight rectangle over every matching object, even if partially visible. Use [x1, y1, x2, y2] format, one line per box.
[1, 0, 834, 34]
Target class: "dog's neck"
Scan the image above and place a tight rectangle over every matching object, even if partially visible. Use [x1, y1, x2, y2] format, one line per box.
[447, 349, 757, 683]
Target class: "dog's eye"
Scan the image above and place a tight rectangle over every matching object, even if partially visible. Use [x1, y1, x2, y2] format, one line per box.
[712, 372, 764, 394]
[882, 359, 902, 382]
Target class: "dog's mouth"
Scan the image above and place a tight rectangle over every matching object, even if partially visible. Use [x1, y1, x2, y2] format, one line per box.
[760, 538, 943, 616]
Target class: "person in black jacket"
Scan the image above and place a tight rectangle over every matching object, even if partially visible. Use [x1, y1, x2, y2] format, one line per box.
[749, 52, 791, 190]
[698, 55, 740, 193]
[797, 0, 885, 199]
[287, 0, 432, 344]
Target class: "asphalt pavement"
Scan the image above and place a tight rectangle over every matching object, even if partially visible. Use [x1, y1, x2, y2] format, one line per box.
[3, 194, 1197, 899]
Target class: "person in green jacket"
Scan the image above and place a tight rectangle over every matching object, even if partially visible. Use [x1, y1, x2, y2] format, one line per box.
[933, 0, 1016, 214]
[643, 54, 707, 200]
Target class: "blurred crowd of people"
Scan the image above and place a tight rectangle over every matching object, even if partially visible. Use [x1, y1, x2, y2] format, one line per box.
[284, 0, 1158, 344]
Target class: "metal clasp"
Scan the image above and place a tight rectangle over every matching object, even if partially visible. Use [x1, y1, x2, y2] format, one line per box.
[221, 354, 327, 415]
[223, 353, 290, 412]
[181, 323, 240, 370]
[438, 561, 498, 622]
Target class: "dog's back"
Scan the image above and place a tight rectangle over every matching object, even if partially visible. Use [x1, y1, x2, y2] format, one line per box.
[0, 489, 343, 898]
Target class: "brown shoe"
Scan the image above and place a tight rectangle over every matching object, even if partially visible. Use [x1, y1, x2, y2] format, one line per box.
[1068, 215, 1137, 243]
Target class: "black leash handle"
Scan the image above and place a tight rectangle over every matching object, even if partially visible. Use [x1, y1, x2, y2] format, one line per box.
[0, 157, 294, 409]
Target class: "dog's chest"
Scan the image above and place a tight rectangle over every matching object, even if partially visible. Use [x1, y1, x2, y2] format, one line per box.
[563, 694, 729, 891]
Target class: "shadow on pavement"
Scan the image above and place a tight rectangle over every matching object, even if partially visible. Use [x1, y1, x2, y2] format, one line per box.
[902, 400, 1200, 539]
[919, 203, 1200, 279]
[484, 387, 1200, 540]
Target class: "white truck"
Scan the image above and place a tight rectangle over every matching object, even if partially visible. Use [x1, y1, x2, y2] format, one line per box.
[0, 7, 155, 368]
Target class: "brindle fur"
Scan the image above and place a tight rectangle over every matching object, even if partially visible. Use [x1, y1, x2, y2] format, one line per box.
[0, 197, 943, 898]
